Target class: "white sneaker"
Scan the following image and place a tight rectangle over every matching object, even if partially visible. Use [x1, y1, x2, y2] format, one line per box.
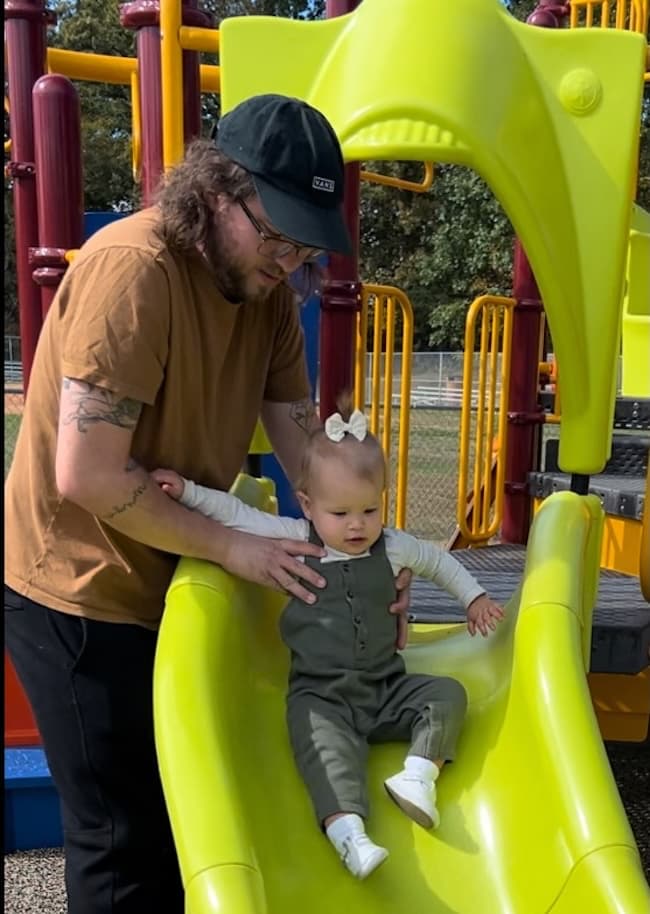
[326, 814, 389, 879]
[384, 765, 440, 830]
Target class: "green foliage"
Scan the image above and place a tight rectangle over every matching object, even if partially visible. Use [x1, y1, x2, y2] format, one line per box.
[360, 164, 514, 350]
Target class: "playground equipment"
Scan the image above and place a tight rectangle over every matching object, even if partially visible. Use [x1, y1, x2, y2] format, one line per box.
[3, 0, 649, 909]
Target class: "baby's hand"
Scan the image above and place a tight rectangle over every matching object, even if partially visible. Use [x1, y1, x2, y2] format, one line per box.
[151, 468, 185, 501]
[467, 594, 505, 637]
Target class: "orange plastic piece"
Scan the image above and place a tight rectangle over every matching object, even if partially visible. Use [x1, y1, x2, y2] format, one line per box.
[360, 160, 434, 192]
[4, 652, 40, 747]
[589, 669, 650, 742]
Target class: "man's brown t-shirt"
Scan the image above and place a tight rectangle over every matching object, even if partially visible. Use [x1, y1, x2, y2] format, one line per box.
[5, 208, 310, 627]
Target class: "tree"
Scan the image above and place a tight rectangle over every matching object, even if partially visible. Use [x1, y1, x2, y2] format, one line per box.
[360, 164, 514, 350]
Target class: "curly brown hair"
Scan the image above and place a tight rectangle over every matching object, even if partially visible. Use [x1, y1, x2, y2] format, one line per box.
[153, 138, 255, 255]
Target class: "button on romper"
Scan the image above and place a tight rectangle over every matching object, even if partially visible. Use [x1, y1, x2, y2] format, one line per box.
[280, 526, 468, 825]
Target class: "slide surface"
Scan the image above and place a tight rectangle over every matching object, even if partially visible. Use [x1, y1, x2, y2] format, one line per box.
[154, 484, 649, 913]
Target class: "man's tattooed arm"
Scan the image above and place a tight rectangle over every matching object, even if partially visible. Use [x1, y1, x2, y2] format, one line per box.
[62, 378, 143, 434]
[103, 477, 149, 521]
[57, 379, 148, 521]
[288, 398, 318, 433]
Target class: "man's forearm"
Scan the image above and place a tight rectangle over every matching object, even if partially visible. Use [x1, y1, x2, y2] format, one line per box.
[68, 460, 235, 564]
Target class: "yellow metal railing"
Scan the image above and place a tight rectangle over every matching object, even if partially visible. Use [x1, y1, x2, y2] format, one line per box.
[457, 295, 515, 544]
[569, 0, 649, 79]
[46, 47, 219, 91]
[355, 285, 414, 529]
[45, 42, 220, 182]
[160, 1, 221, 169]
[569, 0, 648, 31]
[360, 162, 434, 193]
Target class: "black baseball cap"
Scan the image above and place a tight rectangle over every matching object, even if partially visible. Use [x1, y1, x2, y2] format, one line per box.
[215, 94, 352, 256]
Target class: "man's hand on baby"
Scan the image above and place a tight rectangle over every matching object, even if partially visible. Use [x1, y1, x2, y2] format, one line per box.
[390, 567, 412, 650]
[223, 530, 327, 604]
[466, 594, 505, 637]
[151, 468, 185, 500]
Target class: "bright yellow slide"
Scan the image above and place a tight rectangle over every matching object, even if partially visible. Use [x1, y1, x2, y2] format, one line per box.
[154, 483, 650, 913]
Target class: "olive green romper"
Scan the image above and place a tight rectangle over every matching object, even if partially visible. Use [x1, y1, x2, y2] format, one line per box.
[280, 526, 468, 824]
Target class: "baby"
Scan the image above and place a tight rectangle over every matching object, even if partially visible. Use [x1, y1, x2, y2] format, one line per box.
[153, 405, 504, 879]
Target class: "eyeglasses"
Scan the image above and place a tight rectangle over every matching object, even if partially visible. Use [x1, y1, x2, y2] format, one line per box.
[238, 198, 325, 264]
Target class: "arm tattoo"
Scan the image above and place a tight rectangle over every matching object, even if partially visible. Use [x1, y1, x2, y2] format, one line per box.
[62, 379, 143, 434]
[288, 398, 317, 433]
[103, 477, 149, 521]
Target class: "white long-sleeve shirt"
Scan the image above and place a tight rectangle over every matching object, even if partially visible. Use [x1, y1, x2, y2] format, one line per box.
[181, 480, 485, 611]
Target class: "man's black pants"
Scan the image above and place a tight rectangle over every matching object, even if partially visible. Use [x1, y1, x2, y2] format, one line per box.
[4, 586, 184, 914]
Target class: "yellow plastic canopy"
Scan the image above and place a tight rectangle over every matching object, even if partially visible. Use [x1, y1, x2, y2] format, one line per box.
[220, 0, 646, 474]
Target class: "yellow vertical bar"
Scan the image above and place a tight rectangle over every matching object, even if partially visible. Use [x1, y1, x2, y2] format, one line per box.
[472, 311, 490, 535]
[481, 306, 499, 530]
[130, 71, 141, 183]
[493, 302, 514, 529]
[355, 290, 369, 411]
[616, 0, 627, 28]
[370, 295, 383, 438]
[457, 312, 475, 538]
[395, 291, 413, 530]
[160, 0, 184, 169]
[586, 2, 594, 26]
[570, 2, 580, 27]
[599, 0, 606, 25]
[382, 296, 396, 524]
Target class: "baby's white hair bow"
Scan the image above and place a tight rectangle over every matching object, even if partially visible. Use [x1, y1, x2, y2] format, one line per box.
[324, 409, 368, 442]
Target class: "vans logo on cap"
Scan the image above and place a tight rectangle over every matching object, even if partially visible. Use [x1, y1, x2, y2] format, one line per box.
[312, 175, 335, 193]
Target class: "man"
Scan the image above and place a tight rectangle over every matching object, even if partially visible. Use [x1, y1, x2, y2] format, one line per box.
[5, 94, 409, 913]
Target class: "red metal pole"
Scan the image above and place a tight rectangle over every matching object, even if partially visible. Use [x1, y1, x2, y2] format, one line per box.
[31, 75, 84, 318]
[181, 0, 212, 146]
[500, 1, 570, 544]
[4, 0, 50, 392]
[121, 2, 164, 206]
[121, 1, 212, 204]
[501, 244, 545, 544]
[319, 0, 362, 420]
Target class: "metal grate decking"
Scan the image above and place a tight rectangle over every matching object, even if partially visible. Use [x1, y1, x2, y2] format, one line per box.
[409, 544, 650, 674]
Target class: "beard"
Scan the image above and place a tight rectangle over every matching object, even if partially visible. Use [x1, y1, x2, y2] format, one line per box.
[202, 215, 277, 305]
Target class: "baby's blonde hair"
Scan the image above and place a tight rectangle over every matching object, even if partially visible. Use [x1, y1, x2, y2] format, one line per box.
[297, 392, 387, 494]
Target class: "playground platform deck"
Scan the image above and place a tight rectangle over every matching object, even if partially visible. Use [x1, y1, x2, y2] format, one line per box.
[410, 543, 650, 675]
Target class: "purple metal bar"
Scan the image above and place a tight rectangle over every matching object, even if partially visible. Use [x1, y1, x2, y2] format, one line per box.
[120, 2, 164, 206]
[501, 243, 545, 544]
[4, 0, 50, 391]
[319, 0, 362, 420]
[181, 0, 213, 146]
[527, 1, 571, 28]
[31, 74, 84, 317]
[121, 1, 213, 204]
